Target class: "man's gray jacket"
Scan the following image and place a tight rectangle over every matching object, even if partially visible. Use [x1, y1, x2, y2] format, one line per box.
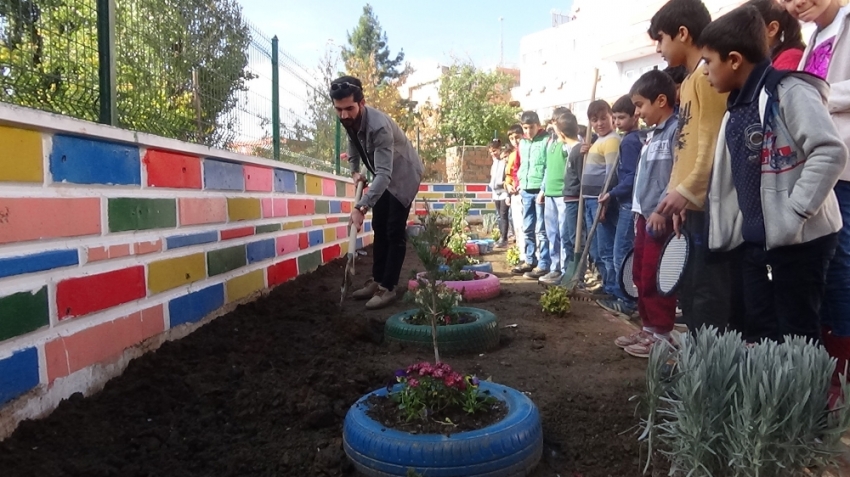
[347, 105, 424, 209]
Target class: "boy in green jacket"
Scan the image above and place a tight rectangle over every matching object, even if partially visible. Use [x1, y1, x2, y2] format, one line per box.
[514, 111, 551, 278]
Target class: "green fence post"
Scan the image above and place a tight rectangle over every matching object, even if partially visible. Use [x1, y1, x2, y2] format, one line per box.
[271, 36, 281, 161]
[96, 0, 117, 126]
[334, 119, 341, 175]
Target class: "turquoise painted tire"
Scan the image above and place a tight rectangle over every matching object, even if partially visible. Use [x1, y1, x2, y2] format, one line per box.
[384, 307, 499, 355]
[343, 381, 543, 476]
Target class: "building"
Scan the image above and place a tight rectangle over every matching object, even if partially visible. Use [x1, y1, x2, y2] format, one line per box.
[513, 0, 748, 121]
[399, 63, 520, 110]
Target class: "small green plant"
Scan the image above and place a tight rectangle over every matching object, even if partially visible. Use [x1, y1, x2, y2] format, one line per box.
[482, 213, 497, 235]
[505, 245, 521, 266]
[640, 327, 850, 476]
[491, 228, 501, 242]
[392, 362, 495, 422]
[539, 286, 571, 316]
[405, 284, 469, 326]
[442, 201, 472, 256]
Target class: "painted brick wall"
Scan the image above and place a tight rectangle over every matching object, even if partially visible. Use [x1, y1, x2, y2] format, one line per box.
[0, 104, 375, 423]
[409, 183, 497, 222]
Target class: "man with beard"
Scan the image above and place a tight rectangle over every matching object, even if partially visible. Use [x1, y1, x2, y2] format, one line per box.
[331, 76, 424, 310]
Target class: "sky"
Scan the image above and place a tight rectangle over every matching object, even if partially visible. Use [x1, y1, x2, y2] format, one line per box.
[240, 0, 574, 75]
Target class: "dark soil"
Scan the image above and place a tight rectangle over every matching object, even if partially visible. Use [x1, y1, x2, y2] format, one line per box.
[0, 243, 653, 477]
[364, 392, 507, 436]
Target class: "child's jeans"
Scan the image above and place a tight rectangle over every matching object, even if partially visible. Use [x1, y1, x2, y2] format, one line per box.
[821, 181, 850, 337]
[613, 201, 636, 304]
[521, 190, 550, 270]
[494, 199, 509, 243]
[741, 233, 837, 343]
[634, 215, 676, 334]
[544, 196, 568, 273]
[584, 197, 618, 295]
[509, 195, 527, 262]
[563, 200, 583, 269]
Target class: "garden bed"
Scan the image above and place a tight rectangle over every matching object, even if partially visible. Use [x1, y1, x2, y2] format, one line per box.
[0, 244, 649, 477]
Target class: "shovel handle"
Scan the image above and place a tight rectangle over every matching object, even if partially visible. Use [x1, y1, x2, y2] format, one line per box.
[348, 180, 365, 254]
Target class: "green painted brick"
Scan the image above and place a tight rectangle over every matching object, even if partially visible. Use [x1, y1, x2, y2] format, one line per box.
[315, 200, 329, 214]
[471, 203, 488, 209]
[297, 251, 322, 273]
[336, 181, 347, 197]
[207, 245, 247, 276]
[296, 173, 305, 194]
[0, 287, 49, 342]
[256, 223, 281, 234]
[108, 198, 177, 232]
[445, 193, 477, 199]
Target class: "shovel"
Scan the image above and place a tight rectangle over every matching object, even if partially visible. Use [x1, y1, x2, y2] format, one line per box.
[340, 179, 365, 307]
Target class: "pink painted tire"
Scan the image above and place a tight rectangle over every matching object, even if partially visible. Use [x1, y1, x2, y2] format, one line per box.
[408, 271, 501, 302]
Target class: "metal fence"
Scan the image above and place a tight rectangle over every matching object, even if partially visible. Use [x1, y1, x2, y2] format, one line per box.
[0, 0, 342, 174]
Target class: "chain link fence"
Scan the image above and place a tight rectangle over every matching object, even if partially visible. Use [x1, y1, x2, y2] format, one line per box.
[0, 0, 341, 174]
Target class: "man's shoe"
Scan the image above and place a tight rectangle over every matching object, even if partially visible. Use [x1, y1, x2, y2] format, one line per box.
[512, 262, 534, 274]
[523, 268, 548, 280]
[352, 280, 379, 300]
[538, 271, 563, 285]
[365, 286, 398, 310]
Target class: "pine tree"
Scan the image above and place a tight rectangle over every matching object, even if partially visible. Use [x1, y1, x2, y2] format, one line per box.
[341, 4, 406, 83]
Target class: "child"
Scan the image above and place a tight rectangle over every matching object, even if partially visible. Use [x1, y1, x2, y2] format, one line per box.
[615, 70, 680, 358]
[562, 118, 586, 280]
[576, 100, 620, 299]
[649, 0, 741, 332]
[783, 0, 850, 401]
[663, 65, 688, 113]
[538, 111, 581, 285]
[488, 139, 509, 249]
[514, 111, 551, 279]
[504, 124, 527, 262]
[698, 5, 846, 343]
[598, 95, 644, 315]
[747, 0, 806, 70]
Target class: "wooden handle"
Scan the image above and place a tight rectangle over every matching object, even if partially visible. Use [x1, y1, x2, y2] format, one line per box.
[348, 180, 365, 253]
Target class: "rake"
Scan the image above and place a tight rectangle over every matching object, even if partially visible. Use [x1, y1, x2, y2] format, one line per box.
[340, 180, 365, 307]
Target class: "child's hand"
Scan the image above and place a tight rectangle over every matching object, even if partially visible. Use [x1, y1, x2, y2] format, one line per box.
[536, 191, 545, 204]
[580, 143, 591, 155]
[673, 211, 686, 238]
[656, 190, 689, 218]
[598, 192, 610, 205]
[647, 212, 669, 238]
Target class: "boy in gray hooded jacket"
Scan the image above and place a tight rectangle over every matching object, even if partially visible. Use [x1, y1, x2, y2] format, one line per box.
[699, 6, 848, 343]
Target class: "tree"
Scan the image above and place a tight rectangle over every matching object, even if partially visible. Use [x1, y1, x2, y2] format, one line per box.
[0, 0, 253, 148]
[341, 4, 407, 84]
[437, 63, 520, 147]
[344, 52, 412, 133]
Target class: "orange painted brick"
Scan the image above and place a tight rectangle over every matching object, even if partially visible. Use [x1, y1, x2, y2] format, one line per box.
[178, 198, 227, 226]
[134, 239, 162, 255]
[87, 247, 109, 263]
[108, 244, 130, 259]
[220, 226, 253, 240]
[0, 198, 101, 245]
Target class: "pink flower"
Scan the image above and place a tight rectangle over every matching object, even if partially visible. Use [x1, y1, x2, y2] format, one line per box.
[437, 362, 453, 373]
[407, 378, 419, 388]
[419, 362, 433, 376]
[432, 368, 445, 378]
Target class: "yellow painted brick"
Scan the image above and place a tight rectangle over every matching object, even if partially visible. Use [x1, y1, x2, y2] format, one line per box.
[484, 202, 496, 209]
[147, 253, 206, 293]
[340, 241, 349, 256]
[312, 218, 327, 225]
[0, 126, 43, 182]
[227, 198, 261, 221]
[226, 269, 265, 303]
[282, 221, 302, 230]
[418, 192, 443, 199]
[323, 228, 336, 243]
[305, 174, 322, 196]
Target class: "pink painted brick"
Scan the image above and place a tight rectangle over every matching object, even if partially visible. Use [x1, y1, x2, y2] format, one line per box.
[108, 244, 130, 259]
[243, 165, 273, 192]
[336, 225, 348, 239]
[322, 178, 336, 196]
[134, 239, 162, 255]
[87, 246, 108, 263]
[276, 234, 299, 255]
[178, 198, 227, 226]
[261, 198, 274, 218]
[0, 197, 101, 245]
[272, 198, 287, 218]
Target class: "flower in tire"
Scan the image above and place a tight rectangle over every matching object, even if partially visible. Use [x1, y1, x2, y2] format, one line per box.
[392, 362, 495, 422]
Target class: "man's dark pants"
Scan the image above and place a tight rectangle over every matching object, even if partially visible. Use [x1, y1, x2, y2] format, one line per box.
[371, 190, 411, 291]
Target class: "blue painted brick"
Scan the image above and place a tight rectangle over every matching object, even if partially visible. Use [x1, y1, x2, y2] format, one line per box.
[165, 231, 219, 250]
[50, 135, 141, 186]
[356, 237, 364, 250]
[247, 239, 276, 263]
[0, 250, 78, 279]
[433, 203, 446, 210]
[204, 159, 244, 190]
[329, 201, 341, 213]
[168, 284, 225, 328]
[469, 209, 481, 216]
[0, 347, 39, 405]
[432, 184, 455, 192]
[274, 169, 297, 193]
[364, 222, 372, 232]
[308, 230, 324, 247]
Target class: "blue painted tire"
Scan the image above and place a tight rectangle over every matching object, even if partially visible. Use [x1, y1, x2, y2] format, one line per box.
[343, 381, 543, 477]
[438, 262, 493, 273]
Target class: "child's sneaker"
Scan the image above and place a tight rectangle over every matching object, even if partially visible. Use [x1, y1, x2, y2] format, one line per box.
[624, 333, 672, 358]
[597, 299, 636, 317]
[512, 262, 534, 274]
[538, 271, 563, 285]
[523, 267, 548, 280]
[615, 330, 653, 348]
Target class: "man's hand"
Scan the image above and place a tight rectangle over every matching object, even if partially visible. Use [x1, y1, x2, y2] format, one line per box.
[352, 172, 366, 185]
[672, 210, 686, 238]
[536, 191, 545, 205]
[656, 190, 689, 218]
[647, 212, 669, 238]
[580, 143, 591, 155]
[350, 208, 365, 232]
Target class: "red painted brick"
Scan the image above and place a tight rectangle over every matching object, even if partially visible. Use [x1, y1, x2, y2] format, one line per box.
[341, 201, 352, 213]
[243, 165, 273, 192]
[108, 244, 130, 258]
[322, 244, 341, 263]
[415, 209, 427, 216]
[298, 233, 308, 250]
[287, 199, 314, 216]
[134, 239, 162, 255]
[87, 246, 108, 263]
[143, 150, 202, 189]
[56, 266, 146, 320]
[419, 184, 429, 192]
[220, 227, 254, 240]
[466, 185, 487, 192]
[179, 198, 227, 226]
[0, 197, 101, 245]
[267, 259, 298, 287]
[45, 305, 164, 382]
[327, 217, 339, 224]
[276, 235, 299, 255]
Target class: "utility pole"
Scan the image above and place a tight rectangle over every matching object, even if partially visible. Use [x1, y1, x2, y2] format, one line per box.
[499, 17, 504, 66]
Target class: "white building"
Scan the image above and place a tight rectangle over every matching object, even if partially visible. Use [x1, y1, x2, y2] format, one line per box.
[513, 0, 750, 121]
[399, 62, 449, 108]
